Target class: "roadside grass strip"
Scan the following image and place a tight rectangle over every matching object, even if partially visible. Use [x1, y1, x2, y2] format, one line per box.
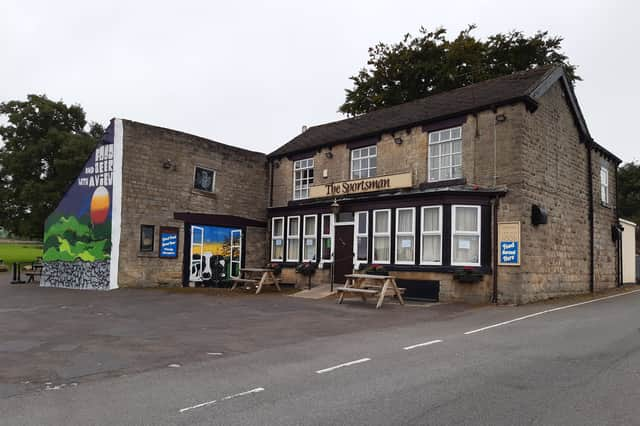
[464, 289, 640, 335]
[403, 339, 443, 351]
[316, 358, 371, 374]
[179, 387, 265, 413]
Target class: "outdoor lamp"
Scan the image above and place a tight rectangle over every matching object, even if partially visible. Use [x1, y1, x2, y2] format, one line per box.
[330, 198, 340, 216]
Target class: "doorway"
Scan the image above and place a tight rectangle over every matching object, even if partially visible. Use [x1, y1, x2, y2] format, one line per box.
[333, 225, 354, 284]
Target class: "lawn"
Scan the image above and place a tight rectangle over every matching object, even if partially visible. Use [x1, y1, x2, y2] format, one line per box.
[0, 243, 43, 265]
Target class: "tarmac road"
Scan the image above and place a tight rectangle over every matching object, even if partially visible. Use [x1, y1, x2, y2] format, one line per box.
[1, 277, 639, 425]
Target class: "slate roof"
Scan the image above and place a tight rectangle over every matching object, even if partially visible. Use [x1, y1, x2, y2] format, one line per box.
[269, 65, 620, 164]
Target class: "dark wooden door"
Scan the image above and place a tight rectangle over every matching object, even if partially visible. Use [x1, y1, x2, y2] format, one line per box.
[333, 225, 354, 284]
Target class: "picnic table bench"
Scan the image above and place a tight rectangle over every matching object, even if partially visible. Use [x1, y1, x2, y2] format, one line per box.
[24, 263, 43, 283]
[232, 268, 281, 294]
[336, 274, 405, 309]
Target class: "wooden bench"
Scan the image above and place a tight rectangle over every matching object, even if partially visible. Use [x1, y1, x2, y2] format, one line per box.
[25, 271, 42, 283]
[337, 274, 405, 309]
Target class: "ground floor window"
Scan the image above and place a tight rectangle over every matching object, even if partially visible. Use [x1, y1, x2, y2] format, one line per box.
[373, 209, 391, 264]
[355, 211, 368, 262]
[321, 214, 333, 261]
[303, 215, 317, 261]
[421, 206, 442, 265]
[271, 217, 284, 261]
[395, 208, 415, 264]
[451, 205, 481, 266]
[287, 216, 300, 262]
[140, 225, 155, 252]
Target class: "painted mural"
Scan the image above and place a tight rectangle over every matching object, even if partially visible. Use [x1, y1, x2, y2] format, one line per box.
[42, 121, 118, 290]
[189, 225, 241, 285]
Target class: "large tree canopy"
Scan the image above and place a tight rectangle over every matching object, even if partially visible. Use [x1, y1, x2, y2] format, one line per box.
[339, 25, 579, 116]
[0, 95, 103, 238]
[618, 162, 640, 252]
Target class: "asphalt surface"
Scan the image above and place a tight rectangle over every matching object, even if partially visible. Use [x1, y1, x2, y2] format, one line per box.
[1, 273, 639, 425]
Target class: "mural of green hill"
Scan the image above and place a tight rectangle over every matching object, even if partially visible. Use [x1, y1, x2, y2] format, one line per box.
[43, 214, 111, 262]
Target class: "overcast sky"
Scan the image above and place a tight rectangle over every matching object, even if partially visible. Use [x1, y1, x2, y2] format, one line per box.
[2, 0, 638, 162]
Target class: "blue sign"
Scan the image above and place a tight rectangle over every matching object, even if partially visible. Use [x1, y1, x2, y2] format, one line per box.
[500, 241, 519, 264]
[160, 227, 178, 258]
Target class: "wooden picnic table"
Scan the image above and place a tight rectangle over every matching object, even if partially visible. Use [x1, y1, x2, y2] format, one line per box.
[232, 268, 281, 294]
[25, 262, 43, 283]
[336, 274, 405, 309]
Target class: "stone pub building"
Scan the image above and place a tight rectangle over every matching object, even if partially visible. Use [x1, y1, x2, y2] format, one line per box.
[42, 66, 622, 304]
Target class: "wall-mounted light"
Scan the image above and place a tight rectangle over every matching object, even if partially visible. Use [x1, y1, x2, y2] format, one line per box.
[330, 198, 341, 216]
[273, 160, 280, 169]
[394, 137, 403, 145]
[496, 114, 507, 122]
[162, 159, 173, 169]
[325, 151, 333, 159]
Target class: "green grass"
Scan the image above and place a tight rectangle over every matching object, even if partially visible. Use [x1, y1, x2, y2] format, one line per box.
[0, 243, 43, 265]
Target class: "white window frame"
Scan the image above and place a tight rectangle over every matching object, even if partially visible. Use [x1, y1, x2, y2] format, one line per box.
[428, 126, 462, 182]
[394, 207, 416, 264]
[600, 165, 609, 205]
[420, 206, 443, 265]
[354, 211, 369, 265]
[193, 165, 216, 192]
[372, 209, 391, 264]
[302, 214, 317, 262]
[350, 145, 377, 179]
[270, 217, 284, 261]
[293, 158, 314, 200]
[320, 213, 334, 263]
[451, 205, 482, 267]
[286, 216, 300, 262]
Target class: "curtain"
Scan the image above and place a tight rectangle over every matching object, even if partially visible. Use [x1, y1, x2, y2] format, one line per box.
[375, 211, 389, 233]
[422, 235, 441, 263]
[423, 208, 439, 232]
[304, 238, 316, 261]
[287, 238, 299, 260]
[304, 216, 316, 236]
[452, 236, 479, 264]
[396, 236, 414, 262]
[357, 237, 368, 261]
[272, 240, 283, 260]
[373, 236, 390, 262]
[397, 209, 413, 232]
[455, 207, 478, 232]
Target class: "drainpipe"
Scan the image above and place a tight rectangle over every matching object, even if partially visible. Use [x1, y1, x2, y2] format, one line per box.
[492, 197, 499, 303]
[615, 166, 622, 287]
[586, 141, 595, 293]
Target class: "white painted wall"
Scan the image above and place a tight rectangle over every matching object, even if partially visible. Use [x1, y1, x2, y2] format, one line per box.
[620, 219, 637, 284]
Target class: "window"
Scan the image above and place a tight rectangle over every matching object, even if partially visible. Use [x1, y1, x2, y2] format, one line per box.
[271, 217, 284, 261]
[429, 127, 462, 182]
[600, 164, 609, 205]
[421, 206, 442, 265]
[372, 209, 391, 263]
[451, 205, 481, 266]
[286, 216, 300, 262]
[351, 145, 377, 179]
[293, 158, 314, 200]
[321, 214, 333, 262]
[303, 215, 317, 261]
[140, 225, 155, 252]
[355, 211, 369, 262]
[194, 166, 216, 192]
[395, 208, 415, 264]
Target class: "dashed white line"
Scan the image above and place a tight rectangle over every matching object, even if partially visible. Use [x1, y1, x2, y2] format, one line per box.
[464, 289, 640, 335]
[316, 358, 371, 374]
[403, 339, 443, 351]
[179, 387, 264, 413]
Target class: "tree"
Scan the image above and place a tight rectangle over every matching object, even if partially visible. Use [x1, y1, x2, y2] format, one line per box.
[618, 162, 640, 253]
[0, 95, 103, 238]
[339, 25, 579, 116]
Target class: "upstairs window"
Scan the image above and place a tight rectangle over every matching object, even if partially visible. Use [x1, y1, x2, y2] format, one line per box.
[194, 166, 216, 192]
[429, 127, 462, 182]
[351, 146, 377, 179]
[293, 158, 314, 200]
[271, 217, 284, 261]
[600, 164, 609, 205]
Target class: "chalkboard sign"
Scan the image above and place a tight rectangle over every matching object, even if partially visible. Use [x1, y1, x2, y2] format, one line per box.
[159, 227, 179, 258]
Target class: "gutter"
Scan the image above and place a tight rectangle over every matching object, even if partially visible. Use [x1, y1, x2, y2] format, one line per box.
[492, 196, 499, 303]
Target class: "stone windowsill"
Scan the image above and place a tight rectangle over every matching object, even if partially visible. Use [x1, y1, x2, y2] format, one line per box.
[191, 188, 217, 199]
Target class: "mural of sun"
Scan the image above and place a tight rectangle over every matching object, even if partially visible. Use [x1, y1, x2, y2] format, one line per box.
[90, 186, 110, 225]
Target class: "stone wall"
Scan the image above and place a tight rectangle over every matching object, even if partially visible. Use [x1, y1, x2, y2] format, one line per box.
[42, 261, 110, 290]
[118, 120, 269, 287]
[592, 150, 618, 290]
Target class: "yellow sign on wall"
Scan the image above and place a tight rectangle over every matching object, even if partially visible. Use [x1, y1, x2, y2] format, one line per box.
[498, 221, 521, 266]
[308, 172, 412, 199]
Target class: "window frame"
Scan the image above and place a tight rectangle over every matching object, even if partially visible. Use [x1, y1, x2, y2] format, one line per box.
[302, 214, 317, 262]
[451, 205, 482, 267]
[270, 217, 285, 261]
[193, 166, 216, 193]
[320, 213, 334, 263]
[350, 145, 377, 180]
[139, 224, 155, 252]
[428, 126, 463, 183]
[420, 205, 443, 266]
[372, 209, 392, 264]
[286, 216, 300, 262]
[354, 211, 369, 264]
[293, 158, 314, 200]
[394, 207, 416, 265]
[600, 165, 609, 205]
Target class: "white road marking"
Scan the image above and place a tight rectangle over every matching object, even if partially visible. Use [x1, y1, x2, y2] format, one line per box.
[207, 352, 223, 356]
[168, 364, 181, 368]
[465, 289, 640, 335]
[316, 358, 371, 374]
[179, 387, 264, 413]
[403, 339, 443, 351]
